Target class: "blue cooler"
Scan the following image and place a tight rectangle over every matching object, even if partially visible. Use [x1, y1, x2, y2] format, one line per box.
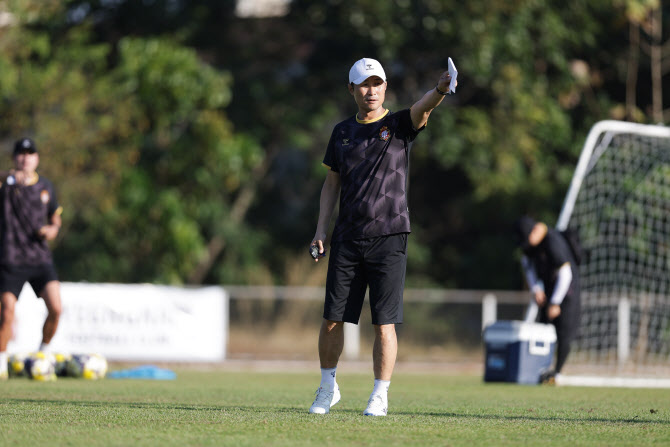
[483, 320, 556, 384]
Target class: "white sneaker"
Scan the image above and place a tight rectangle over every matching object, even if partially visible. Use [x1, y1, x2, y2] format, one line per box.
[309, 385, 341, 414]
[363, 393, 387, 416]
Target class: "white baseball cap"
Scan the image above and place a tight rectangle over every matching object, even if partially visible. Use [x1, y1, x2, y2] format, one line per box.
[348, 58, 386, 85]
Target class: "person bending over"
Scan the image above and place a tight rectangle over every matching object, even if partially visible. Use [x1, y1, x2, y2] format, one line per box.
[515, 216, 581, 383]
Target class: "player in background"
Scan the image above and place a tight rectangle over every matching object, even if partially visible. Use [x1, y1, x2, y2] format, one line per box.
[514, 215, 581, 384]
[309, 57, 457, 416]
[0, 138, 63, 379]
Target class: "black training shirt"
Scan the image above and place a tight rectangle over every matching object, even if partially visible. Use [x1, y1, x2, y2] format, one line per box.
[323, 108, 423, 242]
[525, 228, 579, 294]
[0, 174, 61, 266]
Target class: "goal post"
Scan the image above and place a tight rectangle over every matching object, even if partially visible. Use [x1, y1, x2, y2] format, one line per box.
[556, 120, 670, 380]
[557, 120, 670, 231]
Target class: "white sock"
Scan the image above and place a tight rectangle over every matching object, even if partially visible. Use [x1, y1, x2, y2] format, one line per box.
[320, 367, 337, 391]
[39, 342, 50, 353]
[0, 352, 7, 373]
[372, 379, 390, 397]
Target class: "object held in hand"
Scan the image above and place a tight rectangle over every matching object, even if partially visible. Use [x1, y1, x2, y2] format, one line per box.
[310, 245, 326, 259]
[447, 57, 458, 93]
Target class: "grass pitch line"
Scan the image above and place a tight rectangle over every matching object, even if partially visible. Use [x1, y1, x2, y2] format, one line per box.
[557, 374, 670, 388]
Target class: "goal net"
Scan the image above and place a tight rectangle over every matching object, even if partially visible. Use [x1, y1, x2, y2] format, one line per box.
[556, 120, 670, 379]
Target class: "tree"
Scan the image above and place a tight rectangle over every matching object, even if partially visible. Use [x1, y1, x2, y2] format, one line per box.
[2, 0, 664, 289]
[0, 1, 263, 284]
[617, 0, 668, 122]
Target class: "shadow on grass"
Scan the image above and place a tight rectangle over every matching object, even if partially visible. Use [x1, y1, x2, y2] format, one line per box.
[392, 410, 669, 425]
[3, 397, 273, 413]
[4, 398, 667, 425]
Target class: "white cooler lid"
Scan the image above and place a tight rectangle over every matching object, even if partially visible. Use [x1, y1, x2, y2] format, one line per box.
[483, 320, 557, 343]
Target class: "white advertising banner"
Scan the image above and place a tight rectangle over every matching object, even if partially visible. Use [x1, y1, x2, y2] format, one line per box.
[7, 282, 228, 362]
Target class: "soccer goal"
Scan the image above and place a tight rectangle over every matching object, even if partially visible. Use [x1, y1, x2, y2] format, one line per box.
[556, 120, 670, 385]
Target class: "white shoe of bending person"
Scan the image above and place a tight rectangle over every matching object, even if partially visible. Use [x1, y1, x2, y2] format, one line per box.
[309, 384, 341, 414]
[363, 393, 387, 416]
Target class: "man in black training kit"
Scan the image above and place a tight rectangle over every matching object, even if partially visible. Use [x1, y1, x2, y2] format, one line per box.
[309, 58, 456, 416]
[0, 138, 63, 380]
[514, 216, 581, 384]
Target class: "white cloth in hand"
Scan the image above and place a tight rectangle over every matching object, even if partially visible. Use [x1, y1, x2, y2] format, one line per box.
[447, 57, 458, 93]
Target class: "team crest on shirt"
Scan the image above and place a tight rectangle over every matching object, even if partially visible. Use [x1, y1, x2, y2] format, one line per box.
[40, 190, 50, 204]
[342, 138, 350, 146]
[379, 126, 391, 141]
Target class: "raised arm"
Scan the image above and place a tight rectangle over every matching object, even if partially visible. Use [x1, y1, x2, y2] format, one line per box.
[409, 70, 456, 130]
[311, 169, 341, 261]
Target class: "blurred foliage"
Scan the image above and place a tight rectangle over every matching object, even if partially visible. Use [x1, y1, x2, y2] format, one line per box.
[0, 1, 263, 283]
[0, 0, 668, 288]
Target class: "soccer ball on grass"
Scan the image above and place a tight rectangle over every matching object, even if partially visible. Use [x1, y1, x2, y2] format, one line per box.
[8, 353, 28, 377]
[66, 353, 108, 380]
[24, 352, 57, 381]
[54, 353, 72, 377]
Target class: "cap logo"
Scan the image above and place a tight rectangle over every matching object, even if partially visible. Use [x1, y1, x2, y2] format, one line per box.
[366, 64, 374, 70]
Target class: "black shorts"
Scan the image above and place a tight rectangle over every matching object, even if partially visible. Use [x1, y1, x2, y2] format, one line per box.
[0, 263, 59, 299]
[324, 233, 407, 325]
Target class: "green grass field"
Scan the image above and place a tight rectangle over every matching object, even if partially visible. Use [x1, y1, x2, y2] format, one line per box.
[1, 368, 668, 446]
